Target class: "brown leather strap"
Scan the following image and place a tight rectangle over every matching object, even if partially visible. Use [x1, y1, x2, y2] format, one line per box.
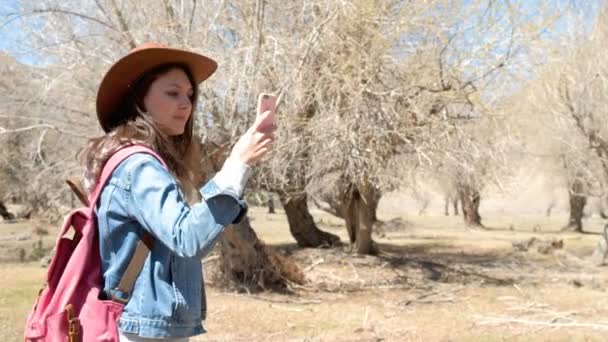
[113, 232, 155, 302]
[65, 178, 90, 207]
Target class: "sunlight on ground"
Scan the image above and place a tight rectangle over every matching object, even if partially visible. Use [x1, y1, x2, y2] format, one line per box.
[2, 202, 607, 341]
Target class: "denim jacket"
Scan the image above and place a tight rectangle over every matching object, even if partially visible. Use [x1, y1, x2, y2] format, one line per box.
[95, 153, 248, 338]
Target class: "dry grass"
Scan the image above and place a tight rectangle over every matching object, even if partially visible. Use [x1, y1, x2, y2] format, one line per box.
[1, 202, 607, 341]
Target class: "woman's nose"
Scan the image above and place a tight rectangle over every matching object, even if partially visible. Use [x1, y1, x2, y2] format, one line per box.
[178, 95, 191, 108]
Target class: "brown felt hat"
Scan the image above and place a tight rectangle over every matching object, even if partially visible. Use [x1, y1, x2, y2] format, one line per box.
[96, 42, 217, 132]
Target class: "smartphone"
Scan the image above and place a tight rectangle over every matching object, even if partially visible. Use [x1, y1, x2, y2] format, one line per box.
[256, 93, 277, 133]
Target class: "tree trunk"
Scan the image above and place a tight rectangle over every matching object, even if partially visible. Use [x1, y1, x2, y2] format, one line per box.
[546, 199, 556, 217]
[267, 198, 275, 214]
[458, 184, 482, 227]
[219, 216, 305, 291]
[342, 180, 379, 254]
[563, 180, 586, 232]
[600, 207, 608, 220]
[0, 201, 14, 220]
[279, 193, 341, 248]
[343, 185, 359, 244]
[316, 181, 381, 223]
[195, 141, 305, 290]
[354, 185, 375, 254]
[369, 188, 380, 223]
[444, 194, 458, 216]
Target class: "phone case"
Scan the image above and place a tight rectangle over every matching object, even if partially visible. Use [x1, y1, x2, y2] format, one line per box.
[257, 93, 277, 133]
[257, 93, 277, 115]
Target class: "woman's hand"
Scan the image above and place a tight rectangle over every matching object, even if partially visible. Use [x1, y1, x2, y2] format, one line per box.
[230, 110, 276, 166]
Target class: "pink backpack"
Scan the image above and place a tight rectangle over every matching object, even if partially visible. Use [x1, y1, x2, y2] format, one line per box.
[24, 145, 165, 342]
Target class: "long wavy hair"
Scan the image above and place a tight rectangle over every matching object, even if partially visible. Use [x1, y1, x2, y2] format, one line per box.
[81, 63, 204, 203]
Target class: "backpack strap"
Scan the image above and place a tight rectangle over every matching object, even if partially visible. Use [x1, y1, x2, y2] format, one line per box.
[88, 145, 167, 205]
[112, 231, 155, 303]
[88, 144, 168, 304]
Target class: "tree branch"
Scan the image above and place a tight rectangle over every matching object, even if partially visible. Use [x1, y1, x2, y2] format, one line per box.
[31, 8, 116, 30]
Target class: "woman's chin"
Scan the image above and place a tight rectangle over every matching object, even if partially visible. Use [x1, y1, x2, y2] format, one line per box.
[163, 126, 185, 136]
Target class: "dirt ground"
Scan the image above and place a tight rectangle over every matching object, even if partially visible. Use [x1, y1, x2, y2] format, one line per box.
[1, 199, 607, 341]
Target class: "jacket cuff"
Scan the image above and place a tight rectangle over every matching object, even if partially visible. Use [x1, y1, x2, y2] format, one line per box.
[200, 180, 248, 224]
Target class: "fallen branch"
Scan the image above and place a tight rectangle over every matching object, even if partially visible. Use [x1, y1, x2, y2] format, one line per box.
[401, 286, 465, 306]
[304, 258, 325, 272]
[224, 292, 322, 305]
[474, 315, 608, 331]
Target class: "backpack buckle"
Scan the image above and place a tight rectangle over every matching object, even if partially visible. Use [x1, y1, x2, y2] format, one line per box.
[65, 304, 80, 342]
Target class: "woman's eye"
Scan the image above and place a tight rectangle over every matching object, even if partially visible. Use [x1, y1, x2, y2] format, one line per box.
[167, 91, 179, 97]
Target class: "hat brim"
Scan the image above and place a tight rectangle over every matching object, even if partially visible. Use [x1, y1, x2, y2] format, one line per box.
[96, 47, 217, 132]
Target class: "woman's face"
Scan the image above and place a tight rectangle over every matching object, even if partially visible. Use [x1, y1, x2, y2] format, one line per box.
[143, 67, 194, 136]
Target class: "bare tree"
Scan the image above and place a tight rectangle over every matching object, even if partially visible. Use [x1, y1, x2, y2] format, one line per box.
[368, 0, 560, 229]
[527, 3, 608, 233]
[270, 0, 561, 246]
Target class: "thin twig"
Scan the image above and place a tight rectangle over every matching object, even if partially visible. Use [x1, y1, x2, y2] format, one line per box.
[304, 258, 325, 272]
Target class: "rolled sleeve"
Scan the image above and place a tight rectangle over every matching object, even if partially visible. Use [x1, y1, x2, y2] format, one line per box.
[126, 154, 246, 259]
[200, 180, 249, 224]
[212, 156, 251, 198]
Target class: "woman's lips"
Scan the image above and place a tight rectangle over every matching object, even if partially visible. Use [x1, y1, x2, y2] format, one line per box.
[172, 114, 189, 121]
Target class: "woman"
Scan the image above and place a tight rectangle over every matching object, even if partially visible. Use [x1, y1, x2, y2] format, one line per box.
[81, 42, 274, 341]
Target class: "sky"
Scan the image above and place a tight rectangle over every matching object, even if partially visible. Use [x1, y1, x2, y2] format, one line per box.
[0, 0, 602, 68]
[0, 0, 49, 65]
